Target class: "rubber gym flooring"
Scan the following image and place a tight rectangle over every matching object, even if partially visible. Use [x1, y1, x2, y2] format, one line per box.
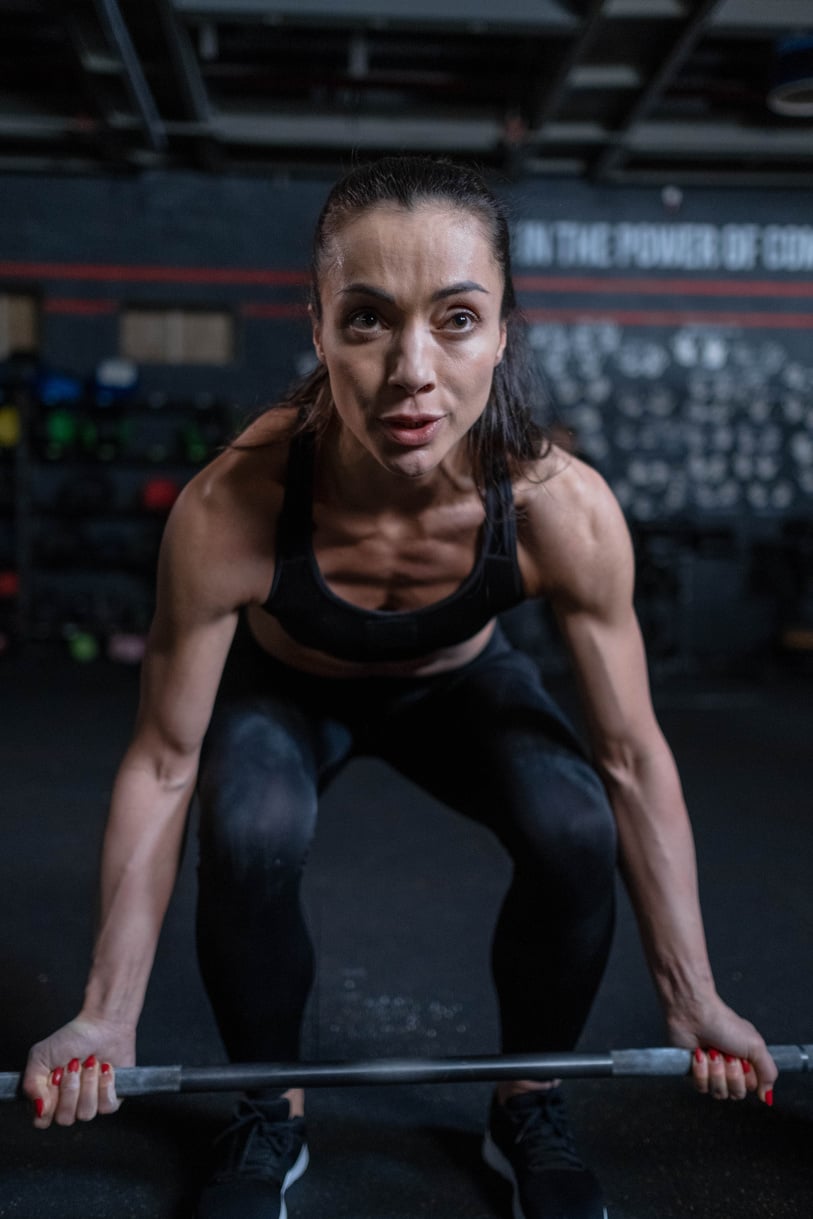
[1, 644, 812, 1219]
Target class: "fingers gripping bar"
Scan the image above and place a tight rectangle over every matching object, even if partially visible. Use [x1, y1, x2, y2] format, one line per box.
[3, 1045, 810, 1101]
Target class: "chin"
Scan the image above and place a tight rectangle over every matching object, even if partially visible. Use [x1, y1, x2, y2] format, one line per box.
[382, 447, 440, 480]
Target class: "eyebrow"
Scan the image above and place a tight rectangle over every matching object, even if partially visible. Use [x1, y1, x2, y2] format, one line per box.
[338, 280, 490, 302]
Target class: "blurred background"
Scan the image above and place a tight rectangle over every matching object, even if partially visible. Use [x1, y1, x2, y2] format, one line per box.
[1, 0, 812, 673]
[1, 8, 812, 1218]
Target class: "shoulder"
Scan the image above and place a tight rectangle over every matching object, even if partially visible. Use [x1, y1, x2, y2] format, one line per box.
[159, 407, 298, 611]
[514, 447, 634, 610]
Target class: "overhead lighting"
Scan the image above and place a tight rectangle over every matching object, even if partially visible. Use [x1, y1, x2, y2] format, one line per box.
[767, 33, 813, 117]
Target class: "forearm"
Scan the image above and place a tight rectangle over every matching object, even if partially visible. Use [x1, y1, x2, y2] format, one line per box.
[600, 738, 717, 1020]
[80, 745, 198, 1029]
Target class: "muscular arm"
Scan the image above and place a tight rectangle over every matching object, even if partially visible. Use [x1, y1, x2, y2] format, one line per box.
[83, 515, 239, 1031]
[24, 464, 261, 1125]
[523, 457, 776, 1101]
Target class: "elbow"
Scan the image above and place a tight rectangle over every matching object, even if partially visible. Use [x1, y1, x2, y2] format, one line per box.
[594, 748, 638, 800]
[124, 736, 201, 795]
[593, 736, 656, 800]
[153, 754, 199, 794]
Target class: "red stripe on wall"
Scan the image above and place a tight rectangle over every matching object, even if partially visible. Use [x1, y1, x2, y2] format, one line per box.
[523, 307, 813, 329]
[43, 298, 118, 315]
[515, 275, 813, 298]
[1, 258, 810, 301]
[0, 260, 309, 287]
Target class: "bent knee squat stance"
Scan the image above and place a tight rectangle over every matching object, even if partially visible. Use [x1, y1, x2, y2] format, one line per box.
[196, 630, 617, 1073]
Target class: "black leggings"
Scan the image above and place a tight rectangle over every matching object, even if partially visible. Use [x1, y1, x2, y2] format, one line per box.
[196, 622, 617, 1069]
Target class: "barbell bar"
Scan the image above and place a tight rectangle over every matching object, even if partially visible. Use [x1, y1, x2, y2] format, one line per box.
[1, 1045, 810, 1102]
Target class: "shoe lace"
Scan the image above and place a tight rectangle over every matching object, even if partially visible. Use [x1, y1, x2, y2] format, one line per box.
[214, 1100, 302, 1181]
[511, 1093, 584, 1173]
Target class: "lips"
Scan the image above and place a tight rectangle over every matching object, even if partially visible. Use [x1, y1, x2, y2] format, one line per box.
[378, 413, 444, 447]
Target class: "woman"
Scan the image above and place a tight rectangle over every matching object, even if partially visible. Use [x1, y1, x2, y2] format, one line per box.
[24, 157, 776, 1219]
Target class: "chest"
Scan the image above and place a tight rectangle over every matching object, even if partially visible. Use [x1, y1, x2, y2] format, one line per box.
[310, 500, 485, 612]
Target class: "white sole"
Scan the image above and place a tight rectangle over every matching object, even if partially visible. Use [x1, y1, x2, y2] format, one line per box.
[279, 1143, 309, 1219]
[482, 1132, 608, 1219]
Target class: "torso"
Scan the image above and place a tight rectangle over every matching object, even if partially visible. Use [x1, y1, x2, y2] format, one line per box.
[188, 408, 595, 679]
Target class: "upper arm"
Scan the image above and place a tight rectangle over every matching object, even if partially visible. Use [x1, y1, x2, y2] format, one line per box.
[525, 460, 665, 773]
[129, 419, 289, 772]
[130, 481, 245, 772]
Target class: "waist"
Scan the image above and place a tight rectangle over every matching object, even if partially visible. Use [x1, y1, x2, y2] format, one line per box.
[244, 606, 499, 678]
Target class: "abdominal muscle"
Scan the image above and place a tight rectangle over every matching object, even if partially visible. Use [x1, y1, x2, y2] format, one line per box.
[244, 603, 497, 678]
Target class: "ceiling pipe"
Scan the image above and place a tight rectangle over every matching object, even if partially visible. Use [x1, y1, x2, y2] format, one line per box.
[94, 0, 168, 151]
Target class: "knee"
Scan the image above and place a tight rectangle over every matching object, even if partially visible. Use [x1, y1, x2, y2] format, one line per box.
[197, 705, 316, 886]
[512, 758, 617, 895]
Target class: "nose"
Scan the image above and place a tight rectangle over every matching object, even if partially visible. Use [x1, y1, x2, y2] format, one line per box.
[387, 323, 435, 396]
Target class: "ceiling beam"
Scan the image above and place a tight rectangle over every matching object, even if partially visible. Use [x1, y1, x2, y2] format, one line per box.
[709, 0, 813, 29]
[527, 0, 606, 129]
[593, 0, 728, 180]
[171, 0, 579, 31]
[94, 0, 168, 151]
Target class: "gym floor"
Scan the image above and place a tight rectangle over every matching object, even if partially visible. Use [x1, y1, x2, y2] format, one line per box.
[1, 644, 811, 1219]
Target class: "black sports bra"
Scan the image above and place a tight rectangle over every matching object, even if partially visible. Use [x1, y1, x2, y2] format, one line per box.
[261, 430, 526, 663]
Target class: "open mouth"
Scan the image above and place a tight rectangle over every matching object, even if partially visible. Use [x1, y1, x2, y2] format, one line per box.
[378, 415, 444, 446]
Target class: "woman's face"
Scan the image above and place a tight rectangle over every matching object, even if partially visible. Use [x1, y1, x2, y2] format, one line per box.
[311, 203, 507, 481]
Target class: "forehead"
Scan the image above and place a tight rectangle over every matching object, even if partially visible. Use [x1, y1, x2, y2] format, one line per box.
[319, 203, 502, 292]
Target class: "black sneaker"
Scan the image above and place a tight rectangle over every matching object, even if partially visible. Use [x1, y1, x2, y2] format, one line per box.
[482, 1089, 607, 1219]
[196, 1097, 309, 1219]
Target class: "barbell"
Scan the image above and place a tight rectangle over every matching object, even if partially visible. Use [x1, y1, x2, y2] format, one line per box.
[1, 1045, 810, 1101]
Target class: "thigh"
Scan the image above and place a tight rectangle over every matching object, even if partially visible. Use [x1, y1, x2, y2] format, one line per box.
[380, 634, 615, 864]
[197, 628, 356, 875]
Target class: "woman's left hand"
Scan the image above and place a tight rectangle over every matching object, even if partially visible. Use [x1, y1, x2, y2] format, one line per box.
[667, 993, 777, 1105]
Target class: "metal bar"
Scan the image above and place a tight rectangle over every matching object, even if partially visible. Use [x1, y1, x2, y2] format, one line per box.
[594, 0, 726, 180]
[94, 0, 168, 151]
[2, 1046, 811, 1102]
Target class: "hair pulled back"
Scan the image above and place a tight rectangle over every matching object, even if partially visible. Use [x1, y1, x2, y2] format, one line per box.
[281, 155, 551, 489]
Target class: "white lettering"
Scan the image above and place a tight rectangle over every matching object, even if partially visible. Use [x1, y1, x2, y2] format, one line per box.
[721, 224, 760, 272]
[513, 221, 555, 266]
[613, 224, 720, 270]
[554, 222, 612, 268]
[762, 225, 813, 272]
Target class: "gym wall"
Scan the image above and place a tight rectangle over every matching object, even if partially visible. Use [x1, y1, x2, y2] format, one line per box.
[1, 171, 811, 668]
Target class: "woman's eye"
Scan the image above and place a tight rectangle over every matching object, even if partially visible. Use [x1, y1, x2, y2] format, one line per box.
[447, 311, 476, 331]
[348, 309, 380, 329]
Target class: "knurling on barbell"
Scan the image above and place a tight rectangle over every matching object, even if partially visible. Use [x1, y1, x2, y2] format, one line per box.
[2, 1045, 810, 1101]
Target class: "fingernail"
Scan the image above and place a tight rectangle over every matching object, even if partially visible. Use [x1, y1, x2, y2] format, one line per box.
[101, 1062, 111, 1076]
[724, 1054, 736, 1064]
[741, 1059, 751, 1073]
[694, 1048, 704, 1063]
[709, 1049, 720, 1062]
[765, 1089, 774, 1107]
[82, 1055, 97, 1070]
[67, 1058, 80, 1073]
[51, 1067, 64, 1086]
[34, 1098, 44, 1118]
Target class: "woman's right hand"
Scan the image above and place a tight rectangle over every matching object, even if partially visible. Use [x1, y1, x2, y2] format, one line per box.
[23, 1015, 136, 1128]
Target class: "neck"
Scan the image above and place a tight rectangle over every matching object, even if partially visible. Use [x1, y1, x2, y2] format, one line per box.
[318, 421, 476, 514]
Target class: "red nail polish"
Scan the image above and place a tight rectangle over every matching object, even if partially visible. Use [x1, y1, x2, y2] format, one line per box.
[34, 1098, 44, 1118]
[51, 1067, 64, 1086]
[67, 1058, 80, 1073]
[741, 1059, 751, 1073]
[765, 1089, 774, 1107]
[724, 1054, 736, 1063]
[101, 1062, 111, 1076]
[709, 1049, 720, 1062]
[694, 1048, 704, 1063]
[83, 1055, 97, 1070]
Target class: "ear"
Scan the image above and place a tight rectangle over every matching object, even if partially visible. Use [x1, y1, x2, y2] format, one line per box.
[309, 303, 325, 364]
[494, 319, 507, 367]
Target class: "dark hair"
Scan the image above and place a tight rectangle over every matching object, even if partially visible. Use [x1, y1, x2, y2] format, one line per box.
[278, 155, 551, 489]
